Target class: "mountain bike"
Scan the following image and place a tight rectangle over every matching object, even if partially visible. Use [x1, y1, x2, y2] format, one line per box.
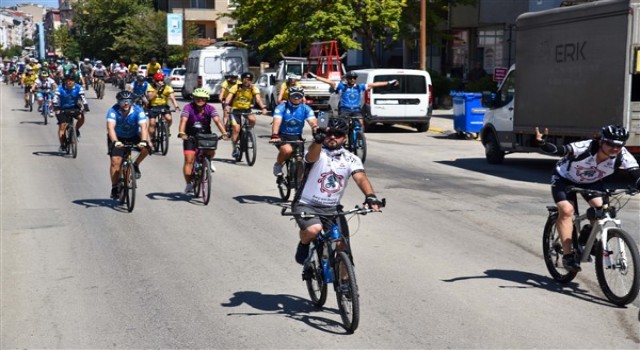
[230, 110, 260, 166]
[543, 186, 640, 306]
[27, 89, 35, 112]
[59, 108, 80, 158]
[281, 201, 385, 333]
[148, 106, 174, 156]
[270, 139, 305, 201]
[338, 112, 367, 163]
[114, 143, 140, 212]
[94, 77, 105, 99]
[188, 133, 218, 205]
[39, 90, 53, 125]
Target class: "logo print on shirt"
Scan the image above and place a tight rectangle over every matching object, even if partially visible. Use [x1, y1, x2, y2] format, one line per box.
[575, 165, 605, 181]
[318, 171, 344, 197]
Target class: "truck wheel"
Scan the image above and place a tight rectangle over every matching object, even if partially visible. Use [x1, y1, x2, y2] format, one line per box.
[484, 133, 505, 164]
[415, 122, 429, 133]
[182, 89, 191, 100]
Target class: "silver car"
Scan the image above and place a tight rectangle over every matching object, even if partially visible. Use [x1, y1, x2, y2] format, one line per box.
[168, 67, 186, 91]
[256, 71, 277, 111]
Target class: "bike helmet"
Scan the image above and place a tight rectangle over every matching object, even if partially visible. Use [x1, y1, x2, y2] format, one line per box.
[286, 75, 299, 83]
[84, 58, 90, 62]
[327, 117, 349, 134]
[153, 72, 165, 82]
[116, 90, 134, 101]
[345, 71, 358, 79]
[224, 72, 238, 79]
[192, 87, 210, 99]
[136, 74, 145, 80]
[96, 60, 103, 65]
[63, 73, 75, 81]
[600, 125, 629, 146]
[39, 70, 49, 77]
[288, 86, 304, 97]
[240, 71, 254, 80]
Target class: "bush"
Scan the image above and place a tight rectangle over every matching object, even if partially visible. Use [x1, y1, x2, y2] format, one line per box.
[464, 76, 497, 93]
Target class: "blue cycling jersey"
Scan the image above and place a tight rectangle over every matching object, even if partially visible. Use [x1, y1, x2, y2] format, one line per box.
[106, 104, 148, 138]
[273, 101, 316, 135]
[336, 82, 366, 112]
[132, 81, 148, 97]
[54, 84, 87, 109]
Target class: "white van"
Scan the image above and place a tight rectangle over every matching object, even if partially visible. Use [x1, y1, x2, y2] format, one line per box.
[353, 69, 433, 132]
[182, 41, 249, 100]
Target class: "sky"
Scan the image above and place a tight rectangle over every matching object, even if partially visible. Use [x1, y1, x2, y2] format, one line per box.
[0, 0, 59, 8]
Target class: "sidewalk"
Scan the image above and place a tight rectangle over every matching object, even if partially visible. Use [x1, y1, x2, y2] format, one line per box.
[429, 108, 454, 134]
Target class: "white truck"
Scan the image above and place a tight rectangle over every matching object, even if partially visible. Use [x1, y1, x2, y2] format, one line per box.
[480, 0, 640, 164]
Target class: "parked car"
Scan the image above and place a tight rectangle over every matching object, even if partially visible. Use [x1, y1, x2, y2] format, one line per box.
[257, 71, 277, 110]
[137, 64, 147, 77]
[168, 67, 186, 91]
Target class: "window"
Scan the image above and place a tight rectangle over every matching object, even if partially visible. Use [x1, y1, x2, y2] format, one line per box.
[498, 71, 515, 107]
[204, 56, 222, 74]
[195, 24, 205, 38]
[225, 57, 244, 75]
[190, 0, 207, 9]
[373, 75, 426, 94]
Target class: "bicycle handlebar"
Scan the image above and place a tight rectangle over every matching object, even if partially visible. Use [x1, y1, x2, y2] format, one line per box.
[268, 139, 305, 144]
[566, 186, 639, 198]
[281, 200, 386, 218]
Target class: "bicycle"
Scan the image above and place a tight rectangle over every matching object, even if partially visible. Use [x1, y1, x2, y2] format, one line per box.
[543, 186, 640, 306]
[337, 112, 367, 163]
[147, 106, 174, 156]
[27, 89, 35, 112]
[58, 108, 80, 159]
[114, 143, 141, 212]
[281, 200, 386, 333]
[229, 110, 261, 166]
[38, 89, 54, 125]
[188, 133, 218, 205]
[270, 139, 305, 201]
[94, 77, 105, 99]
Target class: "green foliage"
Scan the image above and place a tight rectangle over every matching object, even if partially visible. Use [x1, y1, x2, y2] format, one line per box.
[227, 0, 406, 67]
[401, 0, 477, 49]
[23, 38, 35, 47]
[1, 45, 23, 58]
[464, 76, 497, 93]
[51, 26, 80, 58]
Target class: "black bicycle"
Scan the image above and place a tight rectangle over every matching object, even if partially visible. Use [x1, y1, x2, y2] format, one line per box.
[543, 186, 640, 305]
[337, 113, 367, 163]
[229, 110, 260, 166]
[59, 108, 80, 158]
[114, 143, 141, 212]
[147, 106, 174, 156]
[188, 133, 218, 205]
[38, 89, 53, 125]
[271, 139, 305, 201]
[281, 200, 385, 333]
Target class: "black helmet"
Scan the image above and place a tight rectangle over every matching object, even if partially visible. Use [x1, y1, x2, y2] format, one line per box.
[600, 125, 629, 146]
[240, 71, 253, 80]
[328, 118, 349, 134]
[63, 73, 75, 81]
[116, 90, 134, 101]
[345, 71, 358, 79]
[288, 86, 304, 97]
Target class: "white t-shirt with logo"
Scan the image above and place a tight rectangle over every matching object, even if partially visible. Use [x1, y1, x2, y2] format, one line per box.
[556, 139, 639, 184]
[298, 147, 364, 207]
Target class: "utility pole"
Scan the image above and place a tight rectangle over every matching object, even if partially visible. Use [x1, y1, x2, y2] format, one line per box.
[420, 0, 427, 70]
[182, 0, 187, 65]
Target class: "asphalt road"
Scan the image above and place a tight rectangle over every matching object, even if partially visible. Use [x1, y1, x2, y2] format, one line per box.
[1, 82, 639, 348]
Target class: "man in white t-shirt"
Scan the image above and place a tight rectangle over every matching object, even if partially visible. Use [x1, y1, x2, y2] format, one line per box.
[292, 117, 384, 265]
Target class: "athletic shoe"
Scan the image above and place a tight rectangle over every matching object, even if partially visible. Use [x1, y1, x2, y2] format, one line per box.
[295, 242, 310, 265]
[110, 186, 119, 199]
[273, 163, 283, 176]
[184, 183, 194, 194]
[76, 129, 80, 138]
[339, 283, 352, 300]
[133, 163, 141, 179]
[58, 145, 65, 153]
[562, 253, 581, 272]
[231, 148, 240, 158]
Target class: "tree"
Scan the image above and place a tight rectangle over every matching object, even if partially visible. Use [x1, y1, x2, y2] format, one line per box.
[51, 26, 80, 58]
[227, 0, 406, 67]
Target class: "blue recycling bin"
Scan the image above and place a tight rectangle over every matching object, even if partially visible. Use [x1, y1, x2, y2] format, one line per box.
[451, 91, 487, 135]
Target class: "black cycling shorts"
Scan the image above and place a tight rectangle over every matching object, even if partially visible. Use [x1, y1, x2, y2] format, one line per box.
[551, 172, 605, 207]
[108, 136, 141, 157]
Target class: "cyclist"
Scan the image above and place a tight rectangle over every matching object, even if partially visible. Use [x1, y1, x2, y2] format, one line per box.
[277, 75, 305, 104]
[270, 86, 317, 176]
[312, 70, 397, 132]
[147, 72, 179, 147]
[31, 70, 57, 113]
[146, 57, 162, 81]
[91, 60, 108, 88]
[292, 117, 383, 264]
[107, 90, 149, 199]
[535, 125, 640, 272]
[223, 71, 268, 158]
[53, 73, 89, 152]
[127, 61, 138, 81]
[177, 88, 228, 193]
[218, 72, 239, 128]
[80, 58, 93, 90]
[21, 66, 37, 108]
[130, 74, 149, 106]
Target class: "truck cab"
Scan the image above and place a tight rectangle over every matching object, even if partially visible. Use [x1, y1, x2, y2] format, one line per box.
[480, 65, 516, 163]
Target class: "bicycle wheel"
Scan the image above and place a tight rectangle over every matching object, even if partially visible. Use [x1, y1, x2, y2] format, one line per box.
[70, 126, 78, 159]
[292, 159, 304, 191]
[64, 126, 72, 155]
[192, 162, 201, 198]
[159, 122, 169, 156]
[234, 130, 244, 162]
[278, 160, 291, 201]
[542, 214, 577, 283]
[304, 244, 328, 307]
[123, 161, 136, 212]
[335, 251, 360, 333]
[595, 228, 640, 306]
[354, 131, 367, 163]
[42, 104, 48, 125]
[245, 128, 257, 166]
[28, 93, 34, 112]
[201, 158, 212, 205]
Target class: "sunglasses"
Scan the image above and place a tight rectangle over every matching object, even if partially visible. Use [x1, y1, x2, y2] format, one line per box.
[290, 93, 304, 100]
[604, 140, 623, 148]
[326, 131, 346, 138]
[118, 99, 133, 105]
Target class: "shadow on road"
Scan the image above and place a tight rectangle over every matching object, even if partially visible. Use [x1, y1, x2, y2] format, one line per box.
[20, 120, 46, 125]
[436, 157, 556, 185]
[221, 291, 348, 334]
[72, 198, 127, 212]
[233, 194, 283, 205]
[32, 151, 66, 157]
[442, 269, 619, 307]
[146, 192, 192, 202]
